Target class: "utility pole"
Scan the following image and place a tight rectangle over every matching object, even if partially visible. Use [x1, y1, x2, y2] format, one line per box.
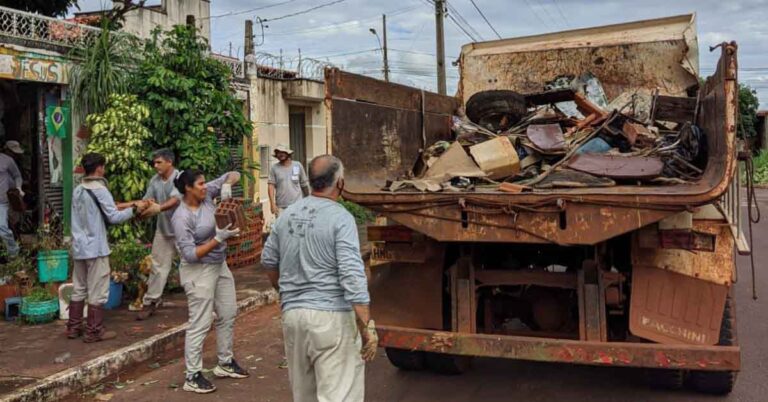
[228, 42, 232, 57]
[244, 20, 254, 56]
[382, 14, 390, 82]
[434, 0, 447, 95]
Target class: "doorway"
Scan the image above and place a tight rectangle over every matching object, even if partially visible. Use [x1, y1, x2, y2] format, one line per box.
[289, 107, 307, 167]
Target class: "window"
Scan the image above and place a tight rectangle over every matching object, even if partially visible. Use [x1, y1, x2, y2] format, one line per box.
[259, 145, 270, 178]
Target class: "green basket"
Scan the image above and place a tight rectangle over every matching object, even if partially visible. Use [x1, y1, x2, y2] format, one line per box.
[21, 297, 59, 324]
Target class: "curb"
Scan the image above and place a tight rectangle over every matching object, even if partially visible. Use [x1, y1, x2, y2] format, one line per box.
[1, 289, 279, 402]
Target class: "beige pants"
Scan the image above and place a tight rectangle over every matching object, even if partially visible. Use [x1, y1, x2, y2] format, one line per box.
[71, 257, 110, 305]
[181, 261, 237, 374]
[142, 231, 177, 306]
[282, 308, 365, 402]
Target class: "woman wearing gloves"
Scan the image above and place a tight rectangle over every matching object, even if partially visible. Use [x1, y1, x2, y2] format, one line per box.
[171, 169, 248, 394]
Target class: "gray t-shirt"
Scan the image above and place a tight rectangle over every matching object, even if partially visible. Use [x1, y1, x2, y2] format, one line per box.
[261, 196, 370, 312]
[143, 169, 181, 237]
[171, 173, 228, 264]
[268, 161, 308, 209]
[0, 153, 21, 204]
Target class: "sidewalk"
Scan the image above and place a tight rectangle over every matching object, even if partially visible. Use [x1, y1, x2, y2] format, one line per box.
[0, 264, 274, 398]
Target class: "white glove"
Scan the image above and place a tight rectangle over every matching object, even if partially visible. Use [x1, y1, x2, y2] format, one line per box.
[221, 183, 232, 200]
[214, 224, 240, 243]
[17, 187, 24, 197]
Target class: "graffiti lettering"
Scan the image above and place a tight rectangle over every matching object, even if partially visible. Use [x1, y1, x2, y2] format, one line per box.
[640, 316, 708, 344]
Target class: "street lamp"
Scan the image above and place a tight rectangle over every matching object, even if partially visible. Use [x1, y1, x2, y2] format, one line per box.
[369, 21, 389, 82]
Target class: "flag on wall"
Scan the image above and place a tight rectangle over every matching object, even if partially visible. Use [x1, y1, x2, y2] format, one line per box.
[45, 105, 69, 138]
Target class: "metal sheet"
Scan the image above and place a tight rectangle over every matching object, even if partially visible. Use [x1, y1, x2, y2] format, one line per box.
[632, 221, 736, 285]
[377, 325, 740, 371]
[629, 265, 729, 346]
[567, 154, 664, 179]
[527, 124, 566, 153]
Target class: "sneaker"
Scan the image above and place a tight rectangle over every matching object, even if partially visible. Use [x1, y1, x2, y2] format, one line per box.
[136, 300, 162, 321]
[183, 372, 216, 394]
[213, 359, 250, 379]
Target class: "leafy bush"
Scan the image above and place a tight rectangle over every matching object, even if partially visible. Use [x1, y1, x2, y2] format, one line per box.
[110, 239, 152, 297]
[339, 199, 375, 224]
[24, 287, 55, 302]
[85, 94, 154, 242]
[751, 150, 768, 185]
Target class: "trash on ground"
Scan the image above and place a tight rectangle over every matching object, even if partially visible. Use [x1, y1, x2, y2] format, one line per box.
[53, 352, 71, 364]
[387, 71, 706, 193]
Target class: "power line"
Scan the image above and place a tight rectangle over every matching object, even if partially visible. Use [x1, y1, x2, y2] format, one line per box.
[204, 0, 300, 20]
[419, 0, 478, 42]
[549, 0, 570, 29]
[468, 0, 501, 39]
[445, 1, 484, 41]
[262, 0, 346, 23]
[522, 0, 555, 31]
[263, 5, 420, 36]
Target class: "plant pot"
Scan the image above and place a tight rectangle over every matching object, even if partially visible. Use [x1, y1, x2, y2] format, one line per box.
[21, 297, 59, 324]
[38, 250, 69, 283]
[105, 280, 123, 310]
[0, 283, 19, 314]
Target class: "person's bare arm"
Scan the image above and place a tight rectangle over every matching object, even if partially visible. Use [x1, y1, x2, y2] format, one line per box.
[353, 304, 371, 329]
[194, 238, 222, 260]
[268, 183, 277, 211]
[266, 270, 279, 289]
[159, 197, 179, 212]
[225, 171, 241, 185]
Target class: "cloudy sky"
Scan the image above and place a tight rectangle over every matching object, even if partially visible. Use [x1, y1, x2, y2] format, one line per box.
[74, 0, 768, 107]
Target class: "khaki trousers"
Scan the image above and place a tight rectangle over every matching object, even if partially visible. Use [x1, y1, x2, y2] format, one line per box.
[71, 257, 110, 305]
[181, 261, 237, 374]
[142, 231, 177, 306]
[282, 308, 365, 402]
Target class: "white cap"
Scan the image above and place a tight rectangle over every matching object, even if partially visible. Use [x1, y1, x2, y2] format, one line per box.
[5, 141, 22, 154]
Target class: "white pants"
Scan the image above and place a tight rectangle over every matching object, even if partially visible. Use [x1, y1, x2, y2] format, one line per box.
[71, 257, 110, 305]
[282, 308, 365, 402]
[142, 231, 177, 306]
[181, 261, 237, 374]
[0, 202, 18, 257]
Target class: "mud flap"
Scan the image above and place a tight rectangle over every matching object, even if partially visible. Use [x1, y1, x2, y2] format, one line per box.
[630, 265, 728, 345]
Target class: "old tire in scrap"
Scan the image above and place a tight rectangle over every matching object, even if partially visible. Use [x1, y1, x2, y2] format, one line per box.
[425, 352, 473, 375]
[385, 348, 426, 371]
[645, 368, 685, 390]
[687, 294, 738, 395]
[465, 90, 527, 131]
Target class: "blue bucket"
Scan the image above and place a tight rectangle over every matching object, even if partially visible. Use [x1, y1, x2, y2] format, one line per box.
[37, 250, 69, 283]
[104, 281, 123, 310]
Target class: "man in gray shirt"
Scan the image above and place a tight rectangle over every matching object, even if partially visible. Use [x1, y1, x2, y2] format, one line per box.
[0, 141, 22, 257]
[267, 144, 309, 218]
[262, 155, 377, 402]
[136, 149, 180, 320]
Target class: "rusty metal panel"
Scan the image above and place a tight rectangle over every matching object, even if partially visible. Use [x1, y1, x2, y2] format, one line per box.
[369, 243, 445, 330]
[630, 265, 729, 346]
[370, 241, 429, 265]
[527, 124, 566, 153]
[567, 154, 664, 180]
[459, 15, 699, 102]
[377, 325, 740, 371]
[474, 270, 576, 288]
[632, 221, 735, 285]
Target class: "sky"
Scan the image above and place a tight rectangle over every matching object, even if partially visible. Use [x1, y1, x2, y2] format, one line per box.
[73, 0, 768, 107]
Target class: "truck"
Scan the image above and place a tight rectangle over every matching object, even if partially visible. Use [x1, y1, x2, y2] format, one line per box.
[325, 14, 746, 394]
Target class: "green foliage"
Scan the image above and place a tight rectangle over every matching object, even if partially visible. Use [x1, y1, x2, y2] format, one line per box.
[69, 21, 140, 121]
[738, 83, 759, 140]
[132, 25, 252, 176]
[25, 287, 55, 302]
[109, 239, 151, 297]
[750, 150, 768, 184]
[339, 199, 375, 224]
[86, 94, 154, 241]
[0, 250, 32, 280]
[0, 0, 78, 17]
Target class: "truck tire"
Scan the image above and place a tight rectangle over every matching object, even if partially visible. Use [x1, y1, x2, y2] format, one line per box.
[385, 348, 426, 371]
[465, 90, 527, 131]
[645, 368, 685, 390]
[687, 294, 738, 395]
[424, 352, 473, 375]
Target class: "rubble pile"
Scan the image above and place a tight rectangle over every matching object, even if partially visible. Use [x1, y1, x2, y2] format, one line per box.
[386, 73, 707, 193]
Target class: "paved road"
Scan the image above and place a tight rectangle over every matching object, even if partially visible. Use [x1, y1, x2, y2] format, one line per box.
[65, 196, 768, 402]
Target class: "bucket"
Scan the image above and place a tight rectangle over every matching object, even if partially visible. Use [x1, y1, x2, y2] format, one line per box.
[104, 280, 123, 310]
[37, 250, 69, 283]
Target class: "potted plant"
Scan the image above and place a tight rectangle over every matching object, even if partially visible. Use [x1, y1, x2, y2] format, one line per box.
[21, 286, 59, 324]
[36, 229, 69, 284]
[107, 240, 151, 310]
[0, 251, 32, 314]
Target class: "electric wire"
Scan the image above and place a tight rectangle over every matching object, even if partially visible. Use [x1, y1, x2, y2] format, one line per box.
[263, 5, 420, 36]
[468, 0, 501, 39]
[204, 0, 300, 20]
[262, 0, 346, 23]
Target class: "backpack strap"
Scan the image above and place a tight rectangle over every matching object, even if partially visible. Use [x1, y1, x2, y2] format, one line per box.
[84, 188, 111, 226]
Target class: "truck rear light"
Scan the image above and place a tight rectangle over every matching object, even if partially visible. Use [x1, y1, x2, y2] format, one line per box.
[658, 230, 715, 252]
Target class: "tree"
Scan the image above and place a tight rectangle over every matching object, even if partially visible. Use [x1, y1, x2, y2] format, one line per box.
[132, 25, 251, 175]
[738, 83, 759, 141]
[0, 0, 78, 17]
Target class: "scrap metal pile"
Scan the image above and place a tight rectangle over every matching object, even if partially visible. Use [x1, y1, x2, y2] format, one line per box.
[387, 73, 706, 193]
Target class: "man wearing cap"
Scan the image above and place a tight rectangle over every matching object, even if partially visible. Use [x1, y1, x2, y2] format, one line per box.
[0, 141, 23, 256]
[268, 145, 309, 217]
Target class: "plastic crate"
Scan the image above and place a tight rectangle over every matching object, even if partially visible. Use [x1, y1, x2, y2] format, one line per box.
[223, 199, 264, 269]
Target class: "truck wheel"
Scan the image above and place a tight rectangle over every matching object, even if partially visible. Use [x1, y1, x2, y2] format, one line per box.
[645, 368, 685, 390]
[687, 294, 738, 395]
[385, 348, 426, 371]
[424, 352, 472, 375]
[465, 90, 527, 131]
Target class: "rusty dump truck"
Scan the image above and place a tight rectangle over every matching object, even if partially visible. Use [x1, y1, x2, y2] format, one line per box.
[325, 14, 747, 394]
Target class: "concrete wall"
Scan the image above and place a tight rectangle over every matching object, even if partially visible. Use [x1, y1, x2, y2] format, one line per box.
[119, 0, 211, 41]
[248, 77, 326, 225]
